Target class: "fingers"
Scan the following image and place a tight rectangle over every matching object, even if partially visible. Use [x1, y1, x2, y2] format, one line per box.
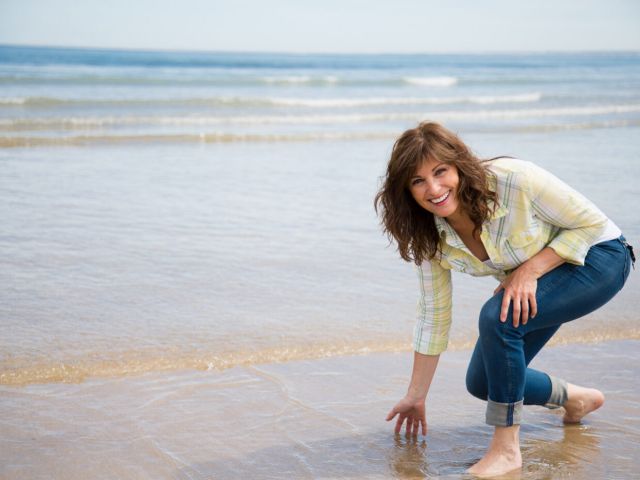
[406, 417, 422, 437]
[501, 292, 539, 327]
[390, 413, 421, 437]
[389, 410, 427, 437]
[530, 294, 538, 319]
[500, 294, 511, 323]
[512, 296, 521, 327]
[521, 295, 530, 325]
[410, 418, 420, 437]
[385, 409, 396, 422]
[394, 414, 404, 434]
[521, 293, 537, 324]
[514, 295, 537, 326]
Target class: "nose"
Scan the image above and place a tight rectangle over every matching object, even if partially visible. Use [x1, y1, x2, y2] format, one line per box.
[423, 177, 440, 195]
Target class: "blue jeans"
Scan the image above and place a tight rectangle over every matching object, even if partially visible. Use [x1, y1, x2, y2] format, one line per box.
[465, 235, 633, 426]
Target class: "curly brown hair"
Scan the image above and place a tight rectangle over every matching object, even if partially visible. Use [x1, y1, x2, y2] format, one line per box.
[374, 122, 499, 265]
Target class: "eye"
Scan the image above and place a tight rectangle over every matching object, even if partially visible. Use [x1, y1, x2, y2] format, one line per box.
[411, 178, 424, 186]
[434, 167, 447, 176]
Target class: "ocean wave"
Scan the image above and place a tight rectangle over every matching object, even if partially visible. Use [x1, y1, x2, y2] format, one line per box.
[260, 74, 339, 84]
[1, 120, 638, 147]
[0, 93, 543, 109]
[0, 74, 454, 88]
[0, 97, 28, 105]
[0, 131, 394, 147]
[2, 103, 640, 131]
[2, 328, 638, 386]
[269, 92, 542, 107]
[403, 76, 458, 87]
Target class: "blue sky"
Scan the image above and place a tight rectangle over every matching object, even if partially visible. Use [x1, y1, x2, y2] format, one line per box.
[1, 0, 639, 53]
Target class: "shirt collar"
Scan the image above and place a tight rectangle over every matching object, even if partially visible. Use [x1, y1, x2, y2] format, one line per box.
[434, 187, 508, 247]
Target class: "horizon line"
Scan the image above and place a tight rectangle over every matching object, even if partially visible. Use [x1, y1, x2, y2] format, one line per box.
[1, 42, 639, 57]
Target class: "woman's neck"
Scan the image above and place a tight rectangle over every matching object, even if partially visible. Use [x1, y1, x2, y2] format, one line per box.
[445, 210, 475, 236]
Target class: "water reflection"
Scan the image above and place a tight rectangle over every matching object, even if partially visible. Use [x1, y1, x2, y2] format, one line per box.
[182, 422, 602, 479]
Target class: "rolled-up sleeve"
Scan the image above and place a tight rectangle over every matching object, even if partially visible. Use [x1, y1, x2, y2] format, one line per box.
[526, 162, 608, 266]
[413, 259, 452, 355]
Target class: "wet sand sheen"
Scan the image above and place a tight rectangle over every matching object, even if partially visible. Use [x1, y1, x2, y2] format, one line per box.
[1, 340, 638, 479]
[3, 322, 639, 386]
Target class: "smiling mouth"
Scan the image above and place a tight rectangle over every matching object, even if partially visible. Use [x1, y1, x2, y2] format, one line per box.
[429, 190, 450, 205]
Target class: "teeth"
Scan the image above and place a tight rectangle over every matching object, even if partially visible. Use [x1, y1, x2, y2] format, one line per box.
[430, 191, 450, 204]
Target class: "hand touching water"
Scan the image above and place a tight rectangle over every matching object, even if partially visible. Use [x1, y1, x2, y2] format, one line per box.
[385, 395, 427, 437]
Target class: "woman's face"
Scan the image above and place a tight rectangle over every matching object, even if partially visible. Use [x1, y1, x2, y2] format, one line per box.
[408, 156, 461, 219]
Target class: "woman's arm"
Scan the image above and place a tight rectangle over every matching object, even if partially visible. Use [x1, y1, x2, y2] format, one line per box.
[386, 352, 440, 436]
[408, 351, 440, 399]
[526, 161, 608, 266]
[497, 161, 608, 327]
[389, 258, 450, 436]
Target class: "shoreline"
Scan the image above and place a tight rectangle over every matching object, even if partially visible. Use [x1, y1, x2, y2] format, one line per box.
[2, 326, 640, 387]
[2, 339, 639, 479]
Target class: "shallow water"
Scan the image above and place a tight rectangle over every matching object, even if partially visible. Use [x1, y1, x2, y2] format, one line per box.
[2, 48, 639, 385]
[2, 340, 638, 479]
[1, 128, 639, 386]
[1, 48, 639, 478]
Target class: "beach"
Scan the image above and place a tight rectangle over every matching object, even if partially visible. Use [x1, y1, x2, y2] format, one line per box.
[2, 340, 640, 479]
[1, 46, 639, 478]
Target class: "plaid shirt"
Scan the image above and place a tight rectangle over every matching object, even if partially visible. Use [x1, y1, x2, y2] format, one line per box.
[414, 158, 609, 355]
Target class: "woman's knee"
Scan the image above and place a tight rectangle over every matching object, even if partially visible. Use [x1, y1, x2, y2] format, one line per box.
[478, 295, 503, 337]
[465, 366, 488, 400]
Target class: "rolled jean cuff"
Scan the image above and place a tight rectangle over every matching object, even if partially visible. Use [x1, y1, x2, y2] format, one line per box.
[545, 375, 568, 409]
[486, 399, 523, 426]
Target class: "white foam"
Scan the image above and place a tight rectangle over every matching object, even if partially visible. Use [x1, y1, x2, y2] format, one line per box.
[2, 103, 639, 129]
[261, 75, 312, 84]
[260, 75, 340, 85]
[2, 119, 639, 148]
[0, 93, 542, 109]
[0, 97, 27, 105]
[268, 92, 542, 108]
[403, 76, 458, 87]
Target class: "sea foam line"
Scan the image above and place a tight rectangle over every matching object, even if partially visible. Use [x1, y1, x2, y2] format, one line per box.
[2, 103, 640, 130]
[1, 120, 638, 147]
[403, 76, 458, 87]
[0, 131, 394, 147]
[269, 92, 542, 107]
[1, 328, 638, 386]
[0, 92, 543, 109]
[260, 75, 339, 84]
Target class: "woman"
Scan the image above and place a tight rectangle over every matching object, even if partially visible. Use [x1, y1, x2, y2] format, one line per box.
[374, 122, 634, 476]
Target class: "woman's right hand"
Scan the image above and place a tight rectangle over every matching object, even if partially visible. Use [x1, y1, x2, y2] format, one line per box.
[385, 395, 427, 436]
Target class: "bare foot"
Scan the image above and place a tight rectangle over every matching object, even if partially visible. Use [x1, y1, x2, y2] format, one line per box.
[563, 383, 605, 424]
[467, 426, 522, 477]
[467, 449, 522, 477]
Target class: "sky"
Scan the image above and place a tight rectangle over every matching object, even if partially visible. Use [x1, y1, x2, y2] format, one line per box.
[1, 0, 639, 54]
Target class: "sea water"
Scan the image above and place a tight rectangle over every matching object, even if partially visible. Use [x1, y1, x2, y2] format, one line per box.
[1, 45, 638, 384]
[1, 46, 639, 478]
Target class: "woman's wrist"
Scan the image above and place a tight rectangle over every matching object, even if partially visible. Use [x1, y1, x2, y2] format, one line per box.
[406, 385, 428, 402]
[518, 260, 541, 279]
[521, 247, 564, 279]
[407, 351, 439, 402]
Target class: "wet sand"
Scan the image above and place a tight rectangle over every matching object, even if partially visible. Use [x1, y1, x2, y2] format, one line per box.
[1, 339, 639, 479]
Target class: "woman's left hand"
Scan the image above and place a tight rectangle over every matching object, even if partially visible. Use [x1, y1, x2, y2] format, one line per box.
[494, 264, 538, 327]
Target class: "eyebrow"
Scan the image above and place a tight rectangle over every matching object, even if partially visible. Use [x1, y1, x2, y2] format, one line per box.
[411, 162, 445, 179]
